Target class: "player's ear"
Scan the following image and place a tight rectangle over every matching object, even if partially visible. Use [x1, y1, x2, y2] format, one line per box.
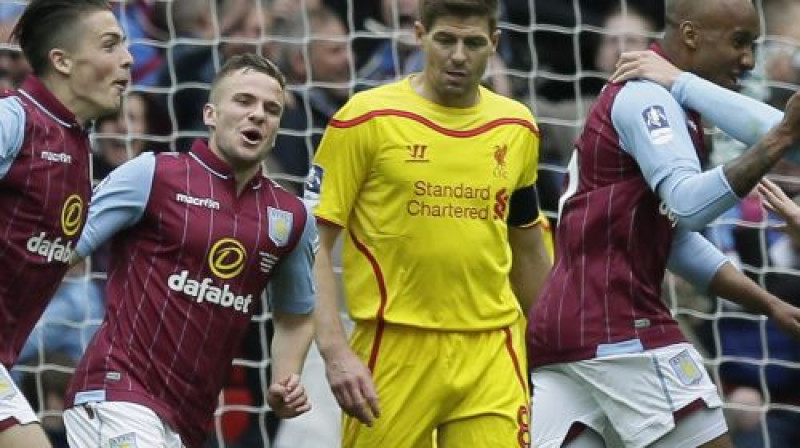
[679, 20, 699, 50]
[491, 29, 501, 53]
[49, 48, 71, 76]
[414, 21, 426, 43]
[203, 103, 216, 128]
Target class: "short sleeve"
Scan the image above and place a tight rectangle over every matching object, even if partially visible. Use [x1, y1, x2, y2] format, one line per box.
[306, 96, 377, 227]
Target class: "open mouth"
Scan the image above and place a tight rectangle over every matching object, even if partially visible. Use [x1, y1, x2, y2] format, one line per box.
[444, 71, 468, 83]
[112, 79, 129, 92]
[241, 129, 264, 145]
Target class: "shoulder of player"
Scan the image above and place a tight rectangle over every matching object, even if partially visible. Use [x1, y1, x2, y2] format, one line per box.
[616, 79, 675, 104]
[330, 80, 408, 121]
[480, 89, 538, 132]
[262, 177, 308, 213]
[611, 80, 679, 121]
[0, 95, 26, 122]
[0, 93, 27, 114]
[151, 150, 187, 166]
[0, 87, 20, 101]
[476, 85, 530, 115]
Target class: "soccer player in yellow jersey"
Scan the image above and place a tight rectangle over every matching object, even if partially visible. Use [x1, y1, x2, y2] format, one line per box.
[304, 1, 552, 446]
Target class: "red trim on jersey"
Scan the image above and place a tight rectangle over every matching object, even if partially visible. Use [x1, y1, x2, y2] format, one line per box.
[349, 230, 388, 372]
[314, 216, 344, 229]
[330, 109, 539, 138]
[0, 417, 21, 432]
[504, 327, 528, 395]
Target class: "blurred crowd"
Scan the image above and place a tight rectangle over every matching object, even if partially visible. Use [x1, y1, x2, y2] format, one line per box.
[3, 0, 800, 447]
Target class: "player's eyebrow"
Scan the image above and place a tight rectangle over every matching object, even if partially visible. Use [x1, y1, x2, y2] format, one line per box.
[100, 31, 127, 43]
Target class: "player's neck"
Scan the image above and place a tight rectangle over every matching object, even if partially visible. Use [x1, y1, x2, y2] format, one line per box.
[232, 166, 261, 196]
[207, 141, 263, 196]
[410, 73, 480, 108]
[659, 35, 691, 72]
[40, 76, 91, 125]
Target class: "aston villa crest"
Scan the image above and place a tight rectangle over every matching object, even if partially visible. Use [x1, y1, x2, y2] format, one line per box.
[268, 206, 293, 247]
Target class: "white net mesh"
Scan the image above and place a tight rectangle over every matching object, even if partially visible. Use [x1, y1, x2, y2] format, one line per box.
[5, 0, 800, 446]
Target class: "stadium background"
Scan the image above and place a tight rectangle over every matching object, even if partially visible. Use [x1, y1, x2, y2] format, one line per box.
[2, 0, 800, 446]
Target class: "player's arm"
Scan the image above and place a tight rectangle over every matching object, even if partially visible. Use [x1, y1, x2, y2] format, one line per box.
[507, 187, 551, 312]
[613, 83, 740, 230]
[709, 263, 800, 338]
[311, 220, 381, 425]
[266, 207, 317, 418]
[0, 97, 26, 180]
[667, 228, 800, 338]
[666, 229, 728, 292]
[70, 153, 155, 265]
[613, 50, 782, 146]
[302, 94, 381, 426]
[612, 50, 800, 197]
[671, 74, 800, 196]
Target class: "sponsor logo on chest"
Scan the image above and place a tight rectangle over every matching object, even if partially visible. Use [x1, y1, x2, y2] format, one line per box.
[25, 194, 83, 263]
[167, 237, 253, 314]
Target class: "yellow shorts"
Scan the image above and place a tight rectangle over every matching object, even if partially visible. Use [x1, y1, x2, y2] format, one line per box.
[343, 317, 530, 448]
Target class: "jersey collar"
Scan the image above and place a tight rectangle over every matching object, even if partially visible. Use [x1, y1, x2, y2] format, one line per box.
[649, 42, 671, 62]
[18, 75, 81, 129]
[189, 139, 264, 189]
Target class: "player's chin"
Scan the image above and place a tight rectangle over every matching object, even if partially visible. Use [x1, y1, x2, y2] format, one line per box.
[721, 77, 742, 92]
[102, 96, 124, 114]
[92, 99, 123, 120]
[236, 146, 269, 165]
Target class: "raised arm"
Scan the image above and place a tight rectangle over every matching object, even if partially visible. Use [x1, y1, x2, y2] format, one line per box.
[612, 50, 782, 145]
[612, 50, 800, 198]
[612, 82, 740, 230]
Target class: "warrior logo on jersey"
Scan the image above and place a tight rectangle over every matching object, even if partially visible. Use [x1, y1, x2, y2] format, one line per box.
[493, 144, 508, 179]
[208, 238, 246, 279]
[268, 207, 293, 247]
[61, 194, 83, 236]
[642, 105, 673, 145]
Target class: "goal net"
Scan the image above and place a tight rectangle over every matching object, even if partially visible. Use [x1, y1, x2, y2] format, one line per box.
[5, 0, 800, 447]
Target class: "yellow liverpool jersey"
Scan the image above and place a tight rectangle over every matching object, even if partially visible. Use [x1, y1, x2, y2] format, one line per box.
[312, 77, 540, 331]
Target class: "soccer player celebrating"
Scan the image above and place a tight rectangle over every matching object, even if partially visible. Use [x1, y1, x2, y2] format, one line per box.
[304, 0, 551, 446]
[0, 1, 131, 446]
[62, 54, 317, 448]
[527, 0, 800, 447]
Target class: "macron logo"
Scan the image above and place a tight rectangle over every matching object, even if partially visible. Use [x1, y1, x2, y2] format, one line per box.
[175, 193, 220, 210]
[41, 151, 72, 164]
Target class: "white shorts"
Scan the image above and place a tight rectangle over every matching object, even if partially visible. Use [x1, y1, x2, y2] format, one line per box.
[0, 364, 38, 429]
[530, 343, 725, 448]
[64, 401, 186, 448]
